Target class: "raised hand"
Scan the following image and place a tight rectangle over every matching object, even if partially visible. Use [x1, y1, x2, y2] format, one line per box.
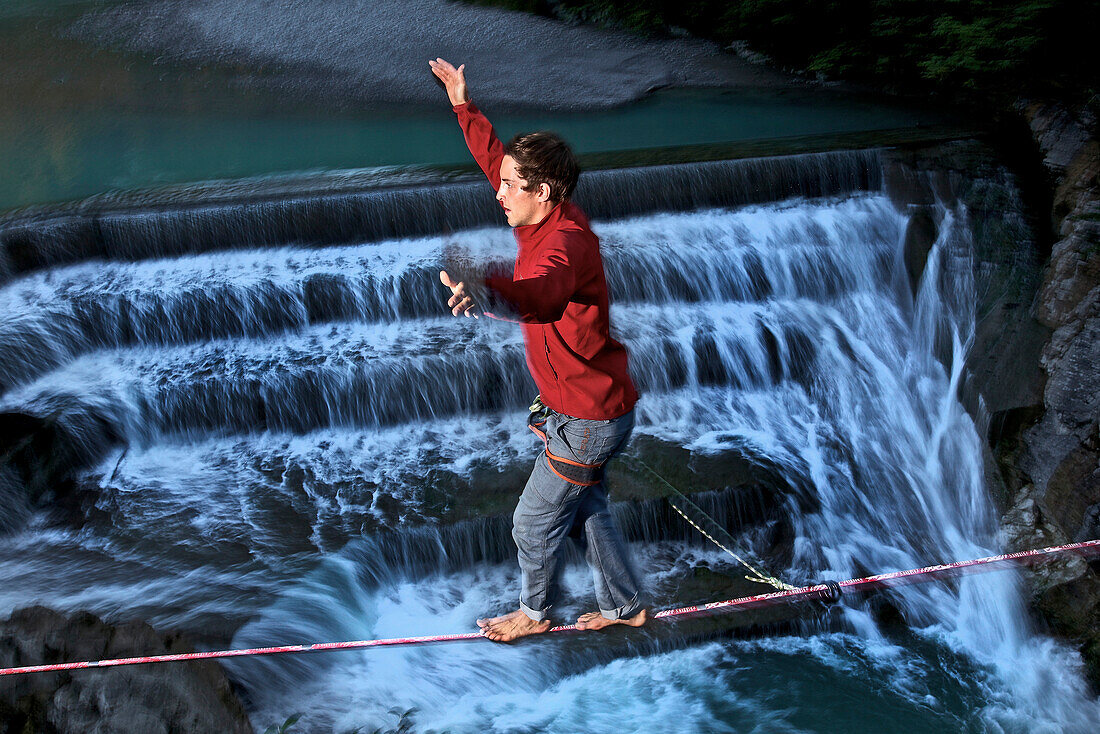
[429, 58, 469, 107]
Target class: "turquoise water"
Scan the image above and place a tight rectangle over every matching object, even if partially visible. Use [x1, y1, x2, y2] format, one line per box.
[0, 2, 953, 211]
[3, 88, 951, 211]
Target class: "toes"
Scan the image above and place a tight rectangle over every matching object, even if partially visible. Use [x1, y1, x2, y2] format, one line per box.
[575, 612, 600, 629]
[486, 628, 513, 642]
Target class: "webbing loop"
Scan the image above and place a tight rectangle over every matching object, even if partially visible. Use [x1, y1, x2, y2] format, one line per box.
[818, 580, 843, 604]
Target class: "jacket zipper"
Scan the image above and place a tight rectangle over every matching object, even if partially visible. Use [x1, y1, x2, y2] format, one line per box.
[544, 336, 558, 381]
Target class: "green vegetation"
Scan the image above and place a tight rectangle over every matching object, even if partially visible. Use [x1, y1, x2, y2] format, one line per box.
[463, 1, 1097, 106]
[264, 713, 303, 734]
[370, 708, 418, 734]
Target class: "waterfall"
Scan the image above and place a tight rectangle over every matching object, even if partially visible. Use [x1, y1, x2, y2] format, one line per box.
[2, 150, 1096, 732]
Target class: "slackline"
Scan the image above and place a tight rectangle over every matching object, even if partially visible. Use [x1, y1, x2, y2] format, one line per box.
[2, 539, 1097, 677]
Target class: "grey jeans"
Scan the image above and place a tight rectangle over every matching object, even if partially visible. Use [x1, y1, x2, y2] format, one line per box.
[513, 408, 642, 621]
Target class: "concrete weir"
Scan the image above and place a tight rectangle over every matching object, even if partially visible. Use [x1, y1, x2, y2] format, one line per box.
[0, 149, 882, 280]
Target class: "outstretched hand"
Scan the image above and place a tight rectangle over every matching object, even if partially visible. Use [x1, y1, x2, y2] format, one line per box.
[440, 270, 480, 318]
[429, 58, 469, 107]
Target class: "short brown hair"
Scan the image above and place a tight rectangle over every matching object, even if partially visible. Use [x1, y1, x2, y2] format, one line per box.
[505, 132, 580, 203]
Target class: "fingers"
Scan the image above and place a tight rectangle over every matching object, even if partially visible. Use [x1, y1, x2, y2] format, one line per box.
[429, 58, 469, 106]
[441, 270, 467, 303]
[451, 296, 478, 318]
[429, 58, 465, 84]
[429, 58, 456, 77]
[441, 270, 479, 318]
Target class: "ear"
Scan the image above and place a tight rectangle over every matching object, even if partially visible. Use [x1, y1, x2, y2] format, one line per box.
[537, 182, 552, 203]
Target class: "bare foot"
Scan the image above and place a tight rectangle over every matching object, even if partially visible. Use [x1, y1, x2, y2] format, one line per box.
[477, 609, 552, 642]
[575, 608, 647, 631]
[476, 611, 512, 630]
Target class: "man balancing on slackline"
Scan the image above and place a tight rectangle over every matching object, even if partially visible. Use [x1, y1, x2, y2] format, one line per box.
[429, 57, 646, 642]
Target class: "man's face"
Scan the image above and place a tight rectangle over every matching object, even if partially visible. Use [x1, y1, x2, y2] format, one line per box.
[497, 155, 548, 228]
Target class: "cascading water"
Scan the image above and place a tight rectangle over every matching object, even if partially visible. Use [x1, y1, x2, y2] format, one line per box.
[1, 153, 1096, 732]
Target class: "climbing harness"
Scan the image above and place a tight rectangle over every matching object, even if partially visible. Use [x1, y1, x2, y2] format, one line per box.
[3, 540, 1097, 677]
[527, 396, 605, 487]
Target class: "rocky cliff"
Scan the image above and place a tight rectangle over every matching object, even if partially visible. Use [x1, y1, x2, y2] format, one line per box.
[994, 99, 1100, 682]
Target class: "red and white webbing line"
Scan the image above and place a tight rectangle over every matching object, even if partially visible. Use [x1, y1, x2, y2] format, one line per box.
[3, 539, 1097, 677]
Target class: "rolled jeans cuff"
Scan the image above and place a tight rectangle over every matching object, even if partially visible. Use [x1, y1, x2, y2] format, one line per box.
[519, 600, 550, 622]
[600, 594, 642, 621]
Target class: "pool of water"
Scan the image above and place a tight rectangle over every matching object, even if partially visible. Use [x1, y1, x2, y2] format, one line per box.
[0, 1, 955, 211]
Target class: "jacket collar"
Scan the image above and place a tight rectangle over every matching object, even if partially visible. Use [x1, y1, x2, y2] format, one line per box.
[513, 201, 565, 247]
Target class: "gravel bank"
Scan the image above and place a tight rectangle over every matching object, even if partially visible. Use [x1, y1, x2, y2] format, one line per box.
[72, 0, 795, 111]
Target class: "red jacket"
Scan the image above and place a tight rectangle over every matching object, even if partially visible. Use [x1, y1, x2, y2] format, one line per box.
[454, 101, 638, 420]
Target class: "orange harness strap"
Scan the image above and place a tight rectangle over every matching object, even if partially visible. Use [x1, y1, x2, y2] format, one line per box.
[528, 418, 604, 487]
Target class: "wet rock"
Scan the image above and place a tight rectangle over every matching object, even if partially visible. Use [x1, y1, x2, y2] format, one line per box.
[1031, 423, 1100, 543]
[882, 142, 1049, 417]
[1079, 502, 1100, 544]
[902, 206, 937, 295]
[882, 150, 963, 211]
[1014, 100, 1100, 524]
[0, 465, 31, 534]
[991, 98, 1100, 683]
[997, 483, 1100, 684]
[0, 606, 253, 733]
[423, 433, 795, 526]
[883, 119, 1100, 680]
[1017, 100, 1096, 176]
[0, 399, 125, 510]
[883, 157, 937, 208]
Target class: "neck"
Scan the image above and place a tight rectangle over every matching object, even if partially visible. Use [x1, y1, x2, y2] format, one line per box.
[531, 201, 556, 223]
[515, 201, 558, 229]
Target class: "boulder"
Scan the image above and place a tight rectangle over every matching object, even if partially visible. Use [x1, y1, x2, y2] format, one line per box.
[0, 606, 253, 734]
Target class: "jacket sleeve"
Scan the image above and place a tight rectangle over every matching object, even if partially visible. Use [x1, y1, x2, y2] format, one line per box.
[485, 232, 578, 324]
[454, 101, 504, 192]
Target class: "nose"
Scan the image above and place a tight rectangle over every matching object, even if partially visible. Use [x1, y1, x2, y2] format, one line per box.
[496, 183, 506, 202]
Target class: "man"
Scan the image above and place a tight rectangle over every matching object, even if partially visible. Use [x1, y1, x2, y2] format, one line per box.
[429, 58, 646, 641]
